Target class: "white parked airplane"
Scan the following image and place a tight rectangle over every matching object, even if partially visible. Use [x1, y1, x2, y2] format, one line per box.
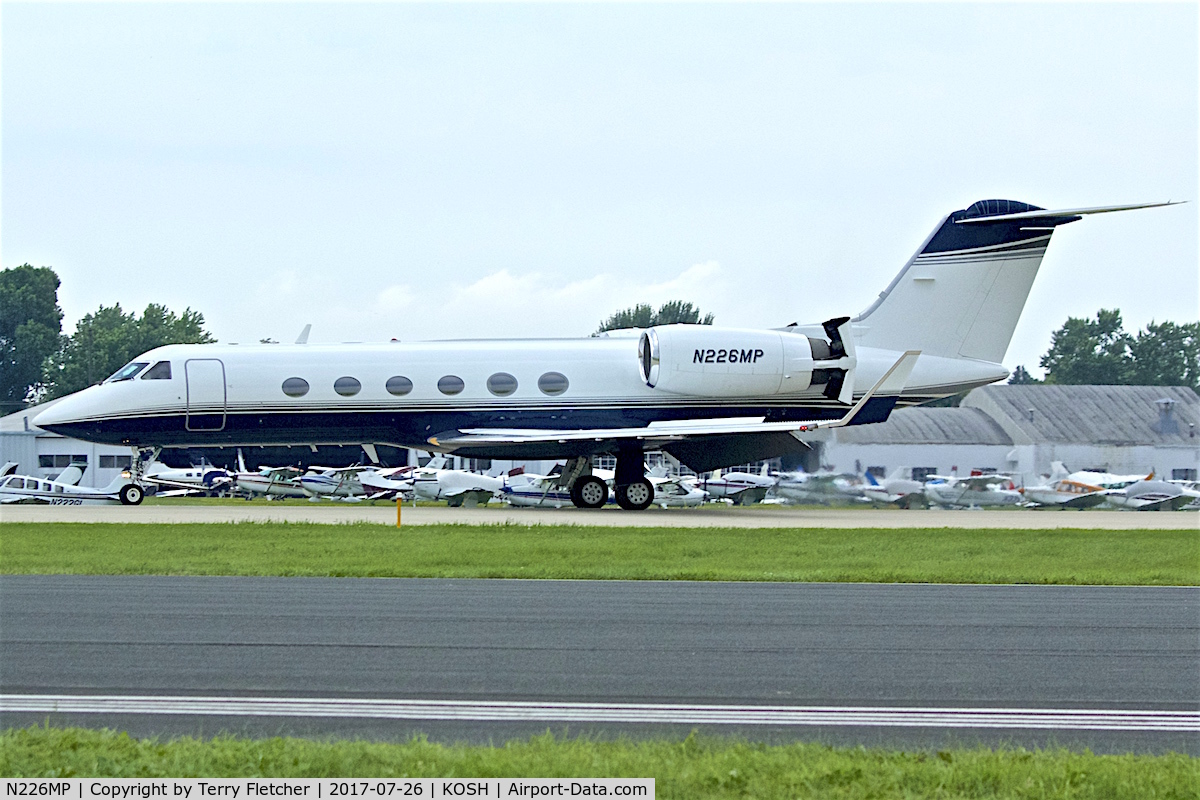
[411, 457, 502, 506]
[33, 199, 1178, 510]
[142, 461, 233, 497]
[861, 468, 926, 508]
[359, 466, 417, 501]
[924, 474, 1023, 509]
[1020, 462, 1110, 510]
[298, 466, 371, 501]
[234, 466, 308, 499]
[697, 468, 777, 505]
[0, 467, 144, 505]
[772, 470, 865, 505]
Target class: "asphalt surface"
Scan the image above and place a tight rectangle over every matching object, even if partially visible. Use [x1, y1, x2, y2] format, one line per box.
[2, 576, 1197, 753]
[3, 503, 1196, 528]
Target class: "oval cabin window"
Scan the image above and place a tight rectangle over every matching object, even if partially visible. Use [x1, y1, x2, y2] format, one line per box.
[438, 375, 465, 395]
[386, 376, 414, 396]
[334, 376, 361, 396]
[487, 372, 518, 397]
[282, 377, 310, 398]
[538, 372, 569, 396]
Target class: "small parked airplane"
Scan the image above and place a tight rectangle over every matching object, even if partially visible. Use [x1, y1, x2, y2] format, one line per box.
[298, 466, 372, 501]
[359, 466, 417, 501]
[234, 466, 308, 499]
[771, 471, 865, 505]
[411, 457, 502, 506]
[1020, 462, 1110, 510]
[34, 198, 1179, 510]
[142, 461, 233, 497]
[861, 468, 926, 508]
[0, 462, 144, 505]
[697, 467, 777, 505]
[924, 474, 1023, 509]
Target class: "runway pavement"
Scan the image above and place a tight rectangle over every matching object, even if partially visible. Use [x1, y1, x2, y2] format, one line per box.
[3, 502, 1196, 528]
[2, 576, 1196, 753]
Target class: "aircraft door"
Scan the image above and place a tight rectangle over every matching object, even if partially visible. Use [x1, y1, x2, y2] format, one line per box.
[185, 359, 227, 432]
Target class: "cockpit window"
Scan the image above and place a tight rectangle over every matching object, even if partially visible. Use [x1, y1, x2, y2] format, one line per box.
[141, 361, 172, 380]
[106, 362, 149, 383]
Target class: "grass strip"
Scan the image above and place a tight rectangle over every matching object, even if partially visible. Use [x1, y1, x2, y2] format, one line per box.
[1, 522, 1196, 584]
[3, 726, 1197, 799]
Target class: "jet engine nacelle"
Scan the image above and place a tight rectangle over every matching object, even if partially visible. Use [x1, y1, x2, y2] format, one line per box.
[638, 325, 833, 397]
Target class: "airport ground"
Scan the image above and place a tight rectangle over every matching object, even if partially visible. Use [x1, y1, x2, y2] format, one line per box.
[2, 507, 1197, 791]
[3, 501, 1196, 529]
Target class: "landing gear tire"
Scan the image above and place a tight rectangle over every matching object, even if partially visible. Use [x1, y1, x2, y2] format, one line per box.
[615, 479, 654, 511]
[570, 476, 609, 509]
[119, 484, 144, 506]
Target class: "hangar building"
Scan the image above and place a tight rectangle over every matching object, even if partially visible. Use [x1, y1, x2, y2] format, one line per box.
[822, 384, 1200, 481]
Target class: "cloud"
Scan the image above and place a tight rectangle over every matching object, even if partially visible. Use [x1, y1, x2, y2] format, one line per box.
[418, 261, 729, 339]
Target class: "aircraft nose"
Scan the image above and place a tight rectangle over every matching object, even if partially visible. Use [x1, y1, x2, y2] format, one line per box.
[33, 389, 98, 430]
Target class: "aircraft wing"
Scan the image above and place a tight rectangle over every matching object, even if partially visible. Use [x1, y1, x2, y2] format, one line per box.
[441, 485, 499, 498]
[429, 351, 920, 449]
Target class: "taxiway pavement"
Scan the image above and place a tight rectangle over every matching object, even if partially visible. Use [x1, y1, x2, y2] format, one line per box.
[2, 504, 1195, 528]
[2, 576, 1196, 753]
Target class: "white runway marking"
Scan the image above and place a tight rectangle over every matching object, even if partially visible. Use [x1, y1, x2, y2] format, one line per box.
[4, 695, 1197, 731]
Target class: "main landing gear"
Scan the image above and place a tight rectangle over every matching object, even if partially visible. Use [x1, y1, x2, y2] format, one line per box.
[564, 445, 655, 511]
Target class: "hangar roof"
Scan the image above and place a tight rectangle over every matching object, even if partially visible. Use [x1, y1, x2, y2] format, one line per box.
[834, 407, 1013, 446]
[963, 384, 1199, 446]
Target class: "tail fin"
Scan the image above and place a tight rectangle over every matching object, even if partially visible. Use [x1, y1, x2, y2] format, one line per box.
[57, 462, 87, 486]
[864, 471, 880, 487]
[854, 200, 1180, 363]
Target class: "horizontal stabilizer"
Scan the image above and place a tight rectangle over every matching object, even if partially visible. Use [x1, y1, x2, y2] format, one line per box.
[956, 201, 1183, 225]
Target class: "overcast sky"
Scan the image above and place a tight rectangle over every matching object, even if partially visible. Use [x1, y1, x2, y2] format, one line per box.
[3, 3, 1196, 376]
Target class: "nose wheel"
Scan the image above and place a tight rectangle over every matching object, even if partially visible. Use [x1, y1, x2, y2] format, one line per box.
[615, 478, 654, 511]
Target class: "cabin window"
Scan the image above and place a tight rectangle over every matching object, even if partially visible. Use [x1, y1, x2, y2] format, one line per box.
[386, 376, 414, 396]
[282, 377, 310, 397]
[538, 372, 569, 396]
[9, 478, 25, 489]
[106, 362, 149, 383]
[141, 361, 172, 380]
[487, 373, 518, 397]
[438, 375, 465, 396]
[334, 377, 362, 397]
[54, 485, 63, 493]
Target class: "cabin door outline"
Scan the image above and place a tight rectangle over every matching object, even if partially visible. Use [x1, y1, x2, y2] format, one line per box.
[185, 358, 227, 432]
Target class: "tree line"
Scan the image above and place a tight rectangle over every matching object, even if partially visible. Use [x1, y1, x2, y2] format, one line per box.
[1, 264, 214, 410]
[2, 263, 1197, 412]
[1009, 308, 1199, 389]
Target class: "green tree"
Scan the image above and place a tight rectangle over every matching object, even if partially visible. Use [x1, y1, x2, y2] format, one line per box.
[1039, 308, 1134, 385]
[44, 303, 215, 399]
[1128, 320, 1200, 389]
[0, 264, 64, 410]
[1007, 365, 1041, 385]
[596, 301, 714, 334]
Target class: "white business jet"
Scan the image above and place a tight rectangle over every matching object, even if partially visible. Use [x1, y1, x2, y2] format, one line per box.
[34, 199, 1178, 510]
